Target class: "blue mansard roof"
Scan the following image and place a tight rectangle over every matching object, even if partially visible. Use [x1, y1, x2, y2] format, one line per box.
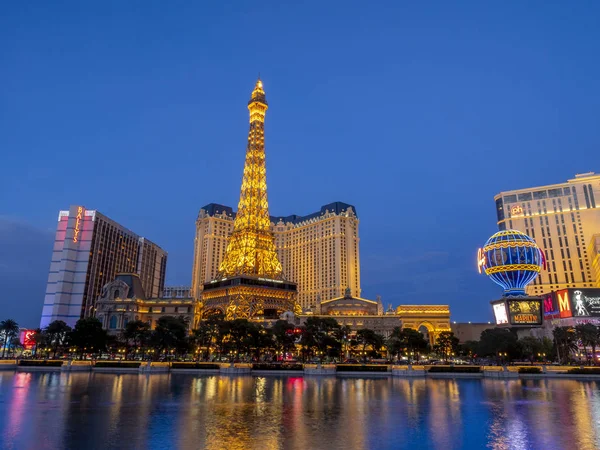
[200, 201, 357, 224]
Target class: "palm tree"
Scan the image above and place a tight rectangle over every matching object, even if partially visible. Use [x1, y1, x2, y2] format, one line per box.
[269, 320, 298, 361]
[9, 337, 23, 358]
[44, 320, 72, 358]
[337, 325, 353, 361]
[0, 319, 20, 358]
[123, 320, 151, 358]
[518, 336, 543, 363]
[553, 326, 578, 364]
[404, 328, 430, 363]
[150, 316, 188, 359]
[355, 329, 384, 362]
[300, 317, 341, 362]
[70, 317, 108, 359]
[575, 324, 599, 365]
[29, 328, 45, 356]
[433, 331, 459, 363]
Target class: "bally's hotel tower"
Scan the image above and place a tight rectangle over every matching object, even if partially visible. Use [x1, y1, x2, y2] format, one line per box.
[41, 205, 167, 328]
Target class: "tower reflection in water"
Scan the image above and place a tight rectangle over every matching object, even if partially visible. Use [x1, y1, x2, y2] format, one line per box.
[1, 372, 600, 449]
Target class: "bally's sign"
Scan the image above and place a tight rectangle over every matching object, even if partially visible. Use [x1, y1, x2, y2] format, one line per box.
[73, 206, 84, 243]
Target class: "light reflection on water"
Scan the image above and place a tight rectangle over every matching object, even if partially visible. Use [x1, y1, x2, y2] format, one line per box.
[1, 373, 600, 450]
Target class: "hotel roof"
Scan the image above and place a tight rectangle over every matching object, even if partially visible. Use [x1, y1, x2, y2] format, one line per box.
[200, 201, 358, 224]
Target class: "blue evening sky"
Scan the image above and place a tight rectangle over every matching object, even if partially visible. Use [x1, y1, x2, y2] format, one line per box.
[1, 1, 598, 328]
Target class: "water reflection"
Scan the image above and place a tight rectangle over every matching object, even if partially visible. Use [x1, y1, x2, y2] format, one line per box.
[1, 372, 600, 449]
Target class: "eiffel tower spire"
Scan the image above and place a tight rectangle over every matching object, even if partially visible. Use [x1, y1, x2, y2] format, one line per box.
[218, 79, 283, 279]
[201, 79, 300, 321]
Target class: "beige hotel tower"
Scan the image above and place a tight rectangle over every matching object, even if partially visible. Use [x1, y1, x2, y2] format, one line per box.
[494, 172, 600, 296]
[192, 202, 360, 311]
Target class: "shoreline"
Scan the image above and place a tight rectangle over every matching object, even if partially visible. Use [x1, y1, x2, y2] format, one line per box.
[3, 361, 600, 380]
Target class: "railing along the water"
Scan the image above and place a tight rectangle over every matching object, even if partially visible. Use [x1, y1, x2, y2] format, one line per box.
[5, 360, 600, 378]
[0, 360, 17, 365]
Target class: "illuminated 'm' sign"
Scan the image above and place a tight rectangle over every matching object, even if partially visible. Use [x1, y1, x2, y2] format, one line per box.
[510, 205, 524, 216]
[73, 206, 84, 243]
[477, 248, 486, 274]
[557, 290, 572, 318]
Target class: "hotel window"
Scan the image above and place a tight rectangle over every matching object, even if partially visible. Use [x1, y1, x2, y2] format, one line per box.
[548, 188, 562, 198]
[495, 198, 505, 222]
[583, 185, 591, 208]
[572, 187, 580, 209]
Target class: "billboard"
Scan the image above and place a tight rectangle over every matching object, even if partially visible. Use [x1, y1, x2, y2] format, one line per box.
[556, 290, 573, 318]
[544, 289, 600, 319]
[19, 329, 36, 349]
[491, 298, 543, 326]
[571, 289, 600, 317]
[543, 292, 558, 316]
[507, 299, 543, 325]
[492, 302, 509, 325]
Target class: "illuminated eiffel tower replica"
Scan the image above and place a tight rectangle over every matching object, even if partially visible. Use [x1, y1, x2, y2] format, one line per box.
[201, 79, 301, 321]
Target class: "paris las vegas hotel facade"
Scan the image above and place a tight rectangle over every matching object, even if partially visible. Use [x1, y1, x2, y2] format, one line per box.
[191, 201, 360, 311]
[187, 79, 451, 342]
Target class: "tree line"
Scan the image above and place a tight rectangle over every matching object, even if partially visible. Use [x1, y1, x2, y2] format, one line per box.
[2, 315, 443, 362]
[459, 324, 600, 365]
[5, 315, 598, 364]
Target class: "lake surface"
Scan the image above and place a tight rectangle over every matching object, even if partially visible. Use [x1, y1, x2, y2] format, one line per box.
[1, 372, 600, 450]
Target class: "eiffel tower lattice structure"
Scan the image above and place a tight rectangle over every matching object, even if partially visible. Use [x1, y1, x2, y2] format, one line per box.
[201, 79, 301, 321]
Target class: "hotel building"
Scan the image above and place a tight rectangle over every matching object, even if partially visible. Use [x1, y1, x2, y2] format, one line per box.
[40, 205, 167, 328]
[96, 275, 197, 334]
[494, 172, 600, 296]
[589, 234, 600, 288]
[191, 201, 360, 310]
[295, 288, 451, 343]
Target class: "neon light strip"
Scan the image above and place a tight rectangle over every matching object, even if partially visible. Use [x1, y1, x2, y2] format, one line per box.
[483, 241, 537, 251]
[73, 206, 83, 243]
[485, 264, 541, 275]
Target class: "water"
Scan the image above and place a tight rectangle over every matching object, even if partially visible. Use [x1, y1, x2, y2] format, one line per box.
[1, 372, 600, 450]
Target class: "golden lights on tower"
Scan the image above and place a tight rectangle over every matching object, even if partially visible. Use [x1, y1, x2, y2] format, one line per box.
[218, 79, 284, 280]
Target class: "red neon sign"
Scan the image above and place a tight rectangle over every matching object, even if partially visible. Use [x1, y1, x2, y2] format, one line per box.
[19, 330, 36, 349]
[73, 206, 84, 243]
